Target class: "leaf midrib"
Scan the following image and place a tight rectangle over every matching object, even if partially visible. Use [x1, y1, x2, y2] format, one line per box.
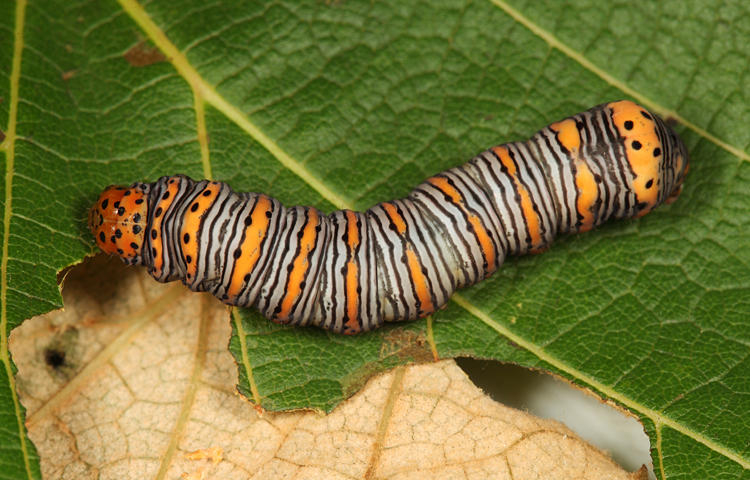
[106, 0, 749, 473]
[1, 1, 36, 479]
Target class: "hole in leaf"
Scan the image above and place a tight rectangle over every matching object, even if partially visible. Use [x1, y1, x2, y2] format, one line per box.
[456, 358, 655, 479]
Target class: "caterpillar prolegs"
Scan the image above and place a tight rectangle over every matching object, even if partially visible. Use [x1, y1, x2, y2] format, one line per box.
[89, 100, 689, 334]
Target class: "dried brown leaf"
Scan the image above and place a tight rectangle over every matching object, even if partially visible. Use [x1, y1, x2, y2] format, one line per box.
[10, 257, 639, 479]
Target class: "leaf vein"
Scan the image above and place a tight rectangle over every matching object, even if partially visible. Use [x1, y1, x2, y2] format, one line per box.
[487, 0, 750, 163]
[0, 1, 36, 478]
[451, 293, 750, 470]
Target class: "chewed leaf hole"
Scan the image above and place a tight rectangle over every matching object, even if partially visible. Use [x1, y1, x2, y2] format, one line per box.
[456, 357, 655, 479]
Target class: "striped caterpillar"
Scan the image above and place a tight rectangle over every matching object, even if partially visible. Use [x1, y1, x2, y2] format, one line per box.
[89, 100, 689, 334]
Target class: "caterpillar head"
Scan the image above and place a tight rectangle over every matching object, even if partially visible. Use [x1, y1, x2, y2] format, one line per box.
[662, 128, 689, 206]
[608, 100, 689, 217]
[89, 183, 150, 264]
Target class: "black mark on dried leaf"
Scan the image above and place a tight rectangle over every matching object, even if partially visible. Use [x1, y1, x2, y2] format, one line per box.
[44, 346, 66, 369]
[43, 328, 79, 378]
[124, 42, 167, 67]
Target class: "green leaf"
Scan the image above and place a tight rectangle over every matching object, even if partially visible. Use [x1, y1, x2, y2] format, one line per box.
[2, 0, 748, 478]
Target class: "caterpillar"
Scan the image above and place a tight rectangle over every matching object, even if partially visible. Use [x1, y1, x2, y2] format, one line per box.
[89, 100, 689, 334]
